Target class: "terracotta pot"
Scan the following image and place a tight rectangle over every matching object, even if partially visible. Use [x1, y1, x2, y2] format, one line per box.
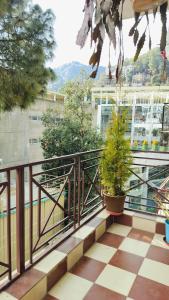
[103, 193, 126, 213]
[133, 0, 167, 12]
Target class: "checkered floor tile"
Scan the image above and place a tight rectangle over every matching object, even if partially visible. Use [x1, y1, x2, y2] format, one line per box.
[45, 225, 169, 300]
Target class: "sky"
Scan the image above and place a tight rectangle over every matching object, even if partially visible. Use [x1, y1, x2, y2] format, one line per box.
[32, 0, 168, 68]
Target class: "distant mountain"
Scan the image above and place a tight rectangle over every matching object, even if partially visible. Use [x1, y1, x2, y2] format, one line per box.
[48, 61, 106, 91]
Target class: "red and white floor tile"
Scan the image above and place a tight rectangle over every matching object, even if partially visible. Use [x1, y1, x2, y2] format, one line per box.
[45, 223, 169, 300]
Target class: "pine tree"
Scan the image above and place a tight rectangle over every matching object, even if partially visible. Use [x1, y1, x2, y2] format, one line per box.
[0, 1, 55, 110]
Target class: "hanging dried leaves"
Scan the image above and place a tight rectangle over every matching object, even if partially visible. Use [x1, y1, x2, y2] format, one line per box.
[105, 14, 116, 49]
[149, 37, 152, 50]
[100, 0, 112, 14]
[160, 1, 168, 51]
[92, 23, 101, 43]
[76, 0, 94, 48]
[134, 31, 146, 62]
[76, 0, 168, 83]
[145, 13, 151, 51]
[116, 52, 124, 83]
[130, 0, 168, 68]
[90, 70, 97, 78]
[153, 7, 158, 20]
[133, 29, 139, 46]
[76, 0, 123, 82]
[129, 13, 143, 38]
[89, 19, 104, 78]
[89, 52, 98, 67]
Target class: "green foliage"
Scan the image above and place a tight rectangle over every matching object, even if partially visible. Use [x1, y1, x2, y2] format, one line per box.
[41, 77, 103, 160]
[0, 0, 9, 16]
[124, 47, 169, 85]
[0, 0, 22, 16]
[100, 111, 133, 196]
[0, 1, 55, 111]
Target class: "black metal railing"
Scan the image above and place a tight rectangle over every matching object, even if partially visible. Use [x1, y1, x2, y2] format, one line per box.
[0, 149, 103, 290]
[0, 149, 169, 290]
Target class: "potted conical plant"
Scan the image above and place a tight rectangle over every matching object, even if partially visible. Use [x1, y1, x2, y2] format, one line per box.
[100, 110, 133, 214]
[142, 139, 148, 150]
[152, 140, 159, 151]
[132, 140, 138, 150]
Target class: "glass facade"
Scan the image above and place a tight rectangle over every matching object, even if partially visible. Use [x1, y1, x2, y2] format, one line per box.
[97, 101, 163, 147]
[162, 103, 169, 131]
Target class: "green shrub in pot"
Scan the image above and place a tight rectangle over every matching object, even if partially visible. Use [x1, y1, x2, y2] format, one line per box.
[100, 110, 133, 213]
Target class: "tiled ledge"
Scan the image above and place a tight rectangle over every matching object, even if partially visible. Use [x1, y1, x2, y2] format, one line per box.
[0, 209, 165, 300]
[115, 210, 165, 235]
[0, 211, 113, 300]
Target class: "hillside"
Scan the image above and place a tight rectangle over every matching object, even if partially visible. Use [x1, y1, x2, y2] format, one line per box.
[48, 61, 105, 91]
[48, 48, 169, 91]
[123, 47, 169, 85]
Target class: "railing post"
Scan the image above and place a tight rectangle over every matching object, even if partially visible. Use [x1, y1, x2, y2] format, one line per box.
[29, 165, 33, 264]
[6, 170, 12, 280]
[77, 155, 81, 226]
[16, 166, 25, 274]
[73, 158, 77, 229]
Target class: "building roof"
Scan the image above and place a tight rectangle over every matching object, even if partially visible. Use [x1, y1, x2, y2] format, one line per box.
[37, 91, 65, 102]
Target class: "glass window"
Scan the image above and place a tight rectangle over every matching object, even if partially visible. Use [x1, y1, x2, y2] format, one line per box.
[29, 115, 41, 121]
[95, 98, 101, 105]
[29, 138, 39, 144]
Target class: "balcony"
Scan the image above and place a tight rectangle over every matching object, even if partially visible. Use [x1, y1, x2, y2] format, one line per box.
[0, 150, 169, 299]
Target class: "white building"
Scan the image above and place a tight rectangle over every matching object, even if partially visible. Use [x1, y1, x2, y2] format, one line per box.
[91, 86, 169, 147]
[0, 91, 64, 168]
